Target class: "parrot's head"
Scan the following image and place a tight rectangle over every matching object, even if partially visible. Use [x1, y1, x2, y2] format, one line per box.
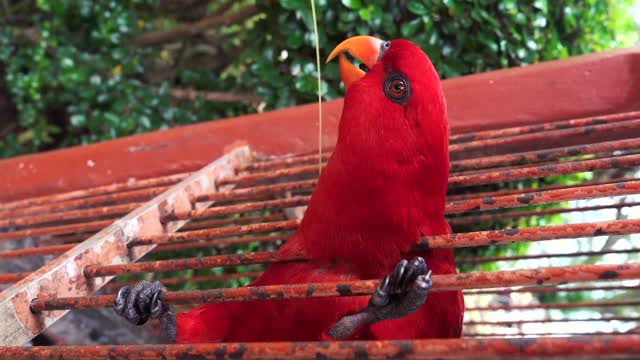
[326, 36, 449, 213]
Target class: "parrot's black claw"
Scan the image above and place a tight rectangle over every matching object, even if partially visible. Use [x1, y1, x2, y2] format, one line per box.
[113, 280, 176, 342]
[367, 257, 432, 322]
[328, 257, 432, 339]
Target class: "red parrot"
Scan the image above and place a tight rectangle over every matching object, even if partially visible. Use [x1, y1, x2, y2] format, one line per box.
[114, 36, 464, 343]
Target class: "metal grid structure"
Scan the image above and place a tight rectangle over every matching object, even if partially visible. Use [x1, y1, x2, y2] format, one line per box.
[1, 47, 640, 358]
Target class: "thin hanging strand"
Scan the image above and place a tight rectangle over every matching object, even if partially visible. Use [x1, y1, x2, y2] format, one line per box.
[310, 0, 322, 175]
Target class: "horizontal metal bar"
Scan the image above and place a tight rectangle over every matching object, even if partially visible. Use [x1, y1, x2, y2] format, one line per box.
[238, 152, 332, 173]
[0, 244, 75, 259]
[0, 172, 189, 212]
[0, 185, 169, 219]
[0, 203, 141, 229]
[449, 202, 640, 226]
[0, 215, 287, 260]
[447, 180, 640, 214]
[465, 331, 633, 337]
[3, 335, 640, 359]
[466, 300, 640, 311]
[127, 220, 299, 247]
[83, 250, 303, 277]
[450, 138, 640, 173]
[218, 164, 321, 187]
[152, 233, 291, 253]
[446, 177, 636, 202]
[34, 263, 640, 310]
[465, 284, 640, 295]
[449, 111, 640, 144]
[0, 219, 114, 242]
[163, 196, 310, 222]
[449, 153, 640, 188]
[105, 272, 262, 291]
[179, 213, 285, 231]
[193, 179, 316, 203]
[0, 272, 29, 284]
[458, 248, 640, 264]
[464, 316, 640, 326]
[420, 218, 640, 249]
[449, 117, 640, 154]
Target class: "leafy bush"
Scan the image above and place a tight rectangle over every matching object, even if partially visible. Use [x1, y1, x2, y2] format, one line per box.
[0, 0, 637, 157]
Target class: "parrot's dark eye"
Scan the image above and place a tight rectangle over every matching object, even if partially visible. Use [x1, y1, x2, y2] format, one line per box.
[384, 73, 410, 105]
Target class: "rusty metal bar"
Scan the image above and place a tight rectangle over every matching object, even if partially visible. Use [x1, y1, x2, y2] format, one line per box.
[0, 147, 251, 346]
[445, 180, 640, 214]
[465, 316, 640, 326]
[217, 165, 320, 187]
[0, 185, 169, 219]
[0, 272, 29, 285]
[0, 244, 75, 259]
[465, 284, 640, 295]
[448, 202, 640, 226]
[450, 138, 640, 173]
[0, 219, 115, 242]
[446, 177, 636, 202]
[105, 272, 262, 291]
[35, 233, 93, 245]
[448, 118, 640, 154]
[420, 218, 640, 249]
[153, 233, 291, 253]
[466, 300, 640, 311]
[41, 263, 640, 310]
[4, 335, 640, 359]
[162, 196, 310, 223]
[126, 219, 299, 247]
[238, 152, 332, 172]
[193, 179, 316, 203]
[180, 213, 285, 231]
[0, 172, 189, 212]
[0, 203, 141, 229]
[449, 153, 640, 188]
[458, 248, 640, 264]
[449, 111, 640, 144]
[83, 250, 303, 278]
[455, 152, 632, 178]
[465, 331, 634, 338]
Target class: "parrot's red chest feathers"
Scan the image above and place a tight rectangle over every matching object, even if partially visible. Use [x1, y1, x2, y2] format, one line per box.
[281, 40, 451, 277]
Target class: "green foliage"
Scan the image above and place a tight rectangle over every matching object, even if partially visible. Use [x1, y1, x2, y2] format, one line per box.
[0, 0, 638, 157]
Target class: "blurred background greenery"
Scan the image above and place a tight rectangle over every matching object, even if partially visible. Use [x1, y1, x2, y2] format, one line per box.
[0, 0, 638, 158]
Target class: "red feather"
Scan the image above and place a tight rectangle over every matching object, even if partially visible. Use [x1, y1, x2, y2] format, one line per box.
[176, 39, 464, 343]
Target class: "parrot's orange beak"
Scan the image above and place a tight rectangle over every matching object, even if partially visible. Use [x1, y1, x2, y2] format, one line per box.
[326, 36, 388, 91]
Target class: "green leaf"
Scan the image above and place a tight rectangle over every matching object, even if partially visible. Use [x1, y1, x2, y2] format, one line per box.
[407, 1, 428, 16]
[401, 19, 422, 37]
[70, 114, 86, 127]
[341, 0, 362, 10]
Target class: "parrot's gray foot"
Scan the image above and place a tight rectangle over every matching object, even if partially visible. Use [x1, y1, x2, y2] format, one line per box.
[113, 280, 176, 342]
[328, 257, 432, 340]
